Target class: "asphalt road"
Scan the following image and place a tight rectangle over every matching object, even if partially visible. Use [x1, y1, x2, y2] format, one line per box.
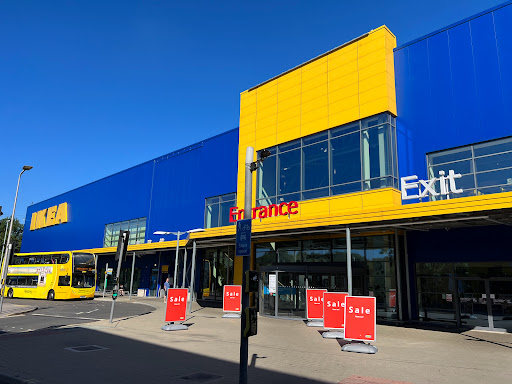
[0, 298, 155, 335]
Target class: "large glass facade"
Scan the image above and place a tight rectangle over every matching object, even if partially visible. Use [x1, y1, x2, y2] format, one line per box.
[104, 217, 146, 246]
[256, 113, 398, 206]
[204, 193, 237, 229]
[200, 246, 234, 301]
[427, 136, 512, 200]
[256, 234, 398, 319]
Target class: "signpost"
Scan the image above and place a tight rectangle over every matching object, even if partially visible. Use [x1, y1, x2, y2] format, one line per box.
[222, 285, 242, 318]
[162, 288, 188, 331]
[306, 289, 327, 327]
[236, 219, 252, 257]
[342, 296, 377, 354]
[322, 292, 348, 339]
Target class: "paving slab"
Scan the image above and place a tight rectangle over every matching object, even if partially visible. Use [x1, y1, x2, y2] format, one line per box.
[0, 303, 37, 319]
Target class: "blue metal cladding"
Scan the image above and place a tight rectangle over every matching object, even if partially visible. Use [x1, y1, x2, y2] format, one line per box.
[20, 128, 239, 252]
[394, 2, 512, 190]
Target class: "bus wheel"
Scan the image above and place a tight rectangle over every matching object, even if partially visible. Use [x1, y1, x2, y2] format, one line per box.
[7, 289, 13, 298]
[47, 290, 55, 301]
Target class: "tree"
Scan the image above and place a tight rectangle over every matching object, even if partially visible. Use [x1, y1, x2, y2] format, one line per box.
[0, 217, 24, 254]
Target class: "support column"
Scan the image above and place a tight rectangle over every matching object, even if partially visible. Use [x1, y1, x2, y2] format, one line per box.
[394, 230, 404, 321]
[346, 227, 352, 296]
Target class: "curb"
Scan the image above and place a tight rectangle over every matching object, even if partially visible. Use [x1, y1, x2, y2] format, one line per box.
[0, 306, 38, 319]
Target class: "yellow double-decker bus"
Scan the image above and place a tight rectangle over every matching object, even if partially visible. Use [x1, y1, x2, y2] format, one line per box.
[3, 251, 96, 300]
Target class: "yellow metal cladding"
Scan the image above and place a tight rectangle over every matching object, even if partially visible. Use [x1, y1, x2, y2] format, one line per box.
[237, 26, 397, 210]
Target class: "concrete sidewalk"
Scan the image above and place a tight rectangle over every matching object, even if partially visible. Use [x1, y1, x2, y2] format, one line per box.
[0, 303, 37, 319]
[0, 297, 511, 383]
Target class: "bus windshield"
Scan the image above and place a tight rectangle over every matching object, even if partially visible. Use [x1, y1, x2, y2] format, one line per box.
[72, 253, 96, 288]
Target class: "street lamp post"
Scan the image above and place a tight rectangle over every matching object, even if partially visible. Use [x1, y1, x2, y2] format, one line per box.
[0, 165, 33, 313]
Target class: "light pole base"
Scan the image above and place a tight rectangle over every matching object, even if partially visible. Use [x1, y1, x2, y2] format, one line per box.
[342, 343, 378, 354]
[307, 320, 324, 327]
[322, 330, 344, 339]
[161, 323, 188, 331]
[222, 313, 241, 319]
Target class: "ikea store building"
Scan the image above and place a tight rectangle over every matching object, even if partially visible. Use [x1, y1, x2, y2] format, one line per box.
[19, 2, 512, 331]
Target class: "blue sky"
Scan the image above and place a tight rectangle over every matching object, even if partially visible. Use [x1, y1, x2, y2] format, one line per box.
[0, 0, 505, 222]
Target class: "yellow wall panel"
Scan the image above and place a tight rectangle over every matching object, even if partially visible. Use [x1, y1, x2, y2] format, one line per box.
[328, 48, 357, 70]
[239, 132, 256, 145]
[240, 112, 257, 127]
[329, 107, 359, 128]
[359, 97, 389, 118]
[277, 106, 301, 123]
[301, 58, 328, 81]
[302, 83, 327, 102]
[329, 193, 363, 213]
[358, 36, 386, 58]
[278, 95, 302, 114]
[302, 117, 328, 136]
[257, 95, 278, 112]
[241, 102, 257, 117]
[328, 72, 358, 92]
[329, 94, 359, 113]
[327, 61, 358, 81]
[301, 74, 328, 93]
[302, 95, 329, 113]
[301, 106, 328, 124]
[359, 84, 388, 105]
[277, 126, 301, 144]
[257, 82, 278, 100]
[277, 115, 301, 132]
[359, 61, 387, 81]
[278, 71, 302, 91]
[255, 134, 277, 150]
[256, 113, 277, 130]
[359, 73, 387, 94]
[359, 49, 387, 70]
[278, 84, 302, 103]
[300, 199, 330, 217]
[240, 91, 256, 109]
[328, 84, 359, 103]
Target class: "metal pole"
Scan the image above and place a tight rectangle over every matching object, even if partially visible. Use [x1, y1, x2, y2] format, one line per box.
[189, 240, 197, 313]
[173, 232, 181, 288]
[0, 218, 10, 267]
[346, 226, 352, 296]
[110, 231, 128, 323]
[0, 244, 13, 313]
[103, 262, 108, 298]
[129, 252, 136, 300]
[182, 247, 188, 288]
[239, 146, 254, 384]
[394, 230, 404, 321]
[2, 170, 25, 262]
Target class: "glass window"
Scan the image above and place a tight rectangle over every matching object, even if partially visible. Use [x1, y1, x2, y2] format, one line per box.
[204, 193, 237, 229]
[278, 139, 301, 152]
[255, 243, 277, 268]
[361, 113, 389, 129]
[331, 182, 361, 196]
[302, 131, 328, 146]
[302, 141, 329, 191]
[475, 152, 512, 172]
[278, 148, 301, 195]
[257, 155, 276, 200]
[473, 137, 512, 157]
[476, 169, 512, 188]
[428, 147, 472, 166]
[302, 188, 329, 200]
[331, 131, 361, 186]
[429, 159, 473, 179]
[302, 239, 331, 262]
[331, 121, 359, 138]
[362, 125, 391, 182]
[276, 241, 301, 263]
[105, 218, 147, 247]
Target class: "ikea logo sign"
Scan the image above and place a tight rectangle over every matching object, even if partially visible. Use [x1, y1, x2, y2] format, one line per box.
[30, 203, 68, 230]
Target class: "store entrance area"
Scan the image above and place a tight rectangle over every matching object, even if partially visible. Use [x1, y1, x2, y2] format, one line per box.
[416, 262, 512, 332]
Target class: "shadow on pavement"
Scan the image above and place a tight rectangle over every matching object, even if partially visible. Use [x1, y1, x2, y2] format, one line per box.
[0, 326, 329, 384]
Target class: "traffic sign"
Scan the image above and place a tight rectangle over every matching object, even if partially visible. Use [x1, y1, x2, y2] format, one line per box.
[106, 268, 113, 275]
[323, 292, 348, 329]
[343, 296, 376, 342]
[223, 285, 242, 313]
[165, 288, 188, 322]
[306, 289, 327, 320]
[235, 218, 252, 256]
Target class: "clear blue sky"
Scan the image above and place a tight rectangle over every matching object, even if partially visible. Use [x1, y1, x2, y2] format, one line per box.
[0, 0, 504, 222]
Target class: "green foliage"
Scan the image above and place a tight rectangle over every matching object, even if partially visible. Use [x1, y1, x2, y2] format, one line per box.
[0, 217, 24, 253]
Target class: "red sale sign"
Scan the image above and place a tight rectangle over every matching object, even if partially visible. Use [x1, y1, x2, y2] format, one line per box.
[306, 289, 327, 320]
[165, 288, 188, 322]
[344, 296, 376, 342]
[223, 285, 242, 313]
[323, 292, 348, 329]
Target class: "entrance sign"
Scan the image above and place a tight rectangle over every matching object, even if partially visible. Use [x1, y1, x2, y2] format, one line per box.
[223, 285, 242, 313]
[323, 292, 348, 329]
[165, 288, 188, 322]
[401, 170, 463, 200]
[269, 274, 277, 294]
[229, 201, 299, 222]
[307, 289, 327, 320]
[344, 296, 376, 342]
[235, 219, 252, 256]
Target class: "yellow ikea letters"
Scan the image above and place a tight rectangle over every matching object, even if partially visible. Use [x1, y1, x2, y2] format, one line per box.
[30, 202, 68, 230]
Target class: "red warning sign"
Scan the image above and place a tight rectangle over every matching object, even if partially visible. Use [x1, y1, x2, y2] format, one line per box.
[223, 285, 242, 313]
[306, 289, 327, 320]
[165, 288, 188, 322]
[344, 296, 376, 342]
[323, 292, 348, 329]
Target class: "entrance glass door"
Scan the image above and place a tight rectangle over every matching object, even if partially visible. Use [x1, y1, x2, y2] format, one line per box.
[458, 278, 512, 331]
[260, 270, 306, 319]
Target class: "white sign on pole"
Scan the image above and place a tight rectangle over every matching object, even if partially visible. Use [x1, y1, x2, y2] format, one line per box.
[106, 268, 113, 275]
[269, 274, 276, 294]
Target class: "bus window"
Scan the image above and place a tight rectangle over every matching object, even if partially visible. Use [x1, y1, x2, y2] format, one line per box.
[59, 254, 70, 264]
[58, 276, 70, 286]
[6, 276, 17, 285]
